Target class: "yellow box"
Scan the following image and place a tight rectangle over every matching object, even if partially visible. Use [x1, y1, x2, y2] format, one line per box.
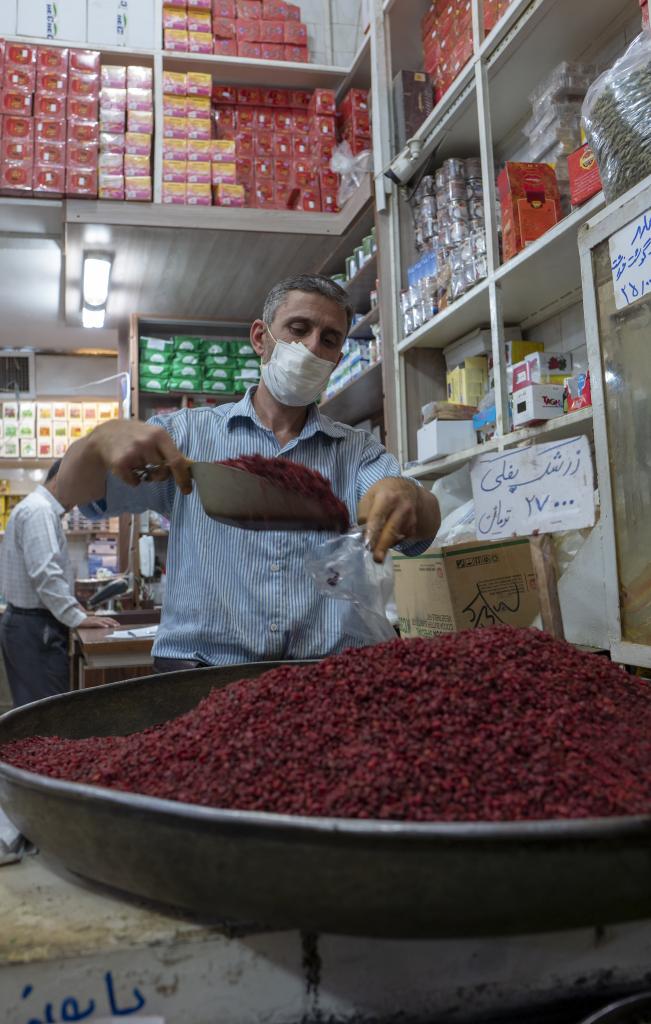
[162, 182, 186, 203]
[186, 95, 211, 119]
[187, 138, 212, 161]
[188, 31, 213, 53]
[164, 70, 187, 94]
[37, 402, 53, 420]
[187, 72, 212, 96]
[163, 116, 188, 139]
[186, 161, 210, 183]
[186, 182, 211, 204]
[187, 118, 211, 140]
[163, 160, 187, 182]
[163, 94, 187, 116]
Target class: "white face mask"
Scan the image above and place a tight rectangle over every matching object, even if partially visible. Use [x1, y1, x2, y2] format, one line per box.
[260, 325, 337, 407]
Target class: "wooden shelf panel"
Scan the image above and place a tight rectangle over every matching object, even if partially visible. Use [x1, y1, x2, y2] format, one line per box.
[344, 253, 378, 313]
[349, 307, 380, 339]
[320, 362, 383, 426]
[162, 51, 350, 89]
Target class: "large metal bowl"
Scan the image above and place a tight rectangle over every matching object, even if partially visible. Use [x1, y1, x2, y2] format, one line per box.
[1, 662, 651, 939]
[580, 993, 651, 1022]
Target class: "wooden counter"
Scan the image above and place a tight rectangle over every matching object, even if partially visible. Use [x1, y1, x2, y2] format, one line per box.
[71, 623, 158, 689]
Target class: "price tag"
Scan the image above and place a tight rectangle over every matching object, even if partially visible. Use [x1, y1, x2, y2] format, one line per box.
[470, 436, 595, 541]
[609, 209, 651, 310]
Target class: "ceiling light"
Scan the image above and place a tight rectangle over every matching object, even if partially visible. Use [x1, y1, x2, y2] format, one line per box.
[82, 306, 106, 329]
[83, 253, 112, 308]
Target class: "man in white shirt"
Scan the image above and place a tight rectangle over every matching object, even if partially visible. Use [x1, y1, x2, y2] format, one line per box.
[0, 460, 116, 707]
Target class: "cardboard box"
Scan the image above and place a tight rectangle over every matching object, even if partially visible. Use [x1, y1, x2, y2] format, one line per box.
[17, 0, 87, 41]
[511, 383, 565, 428]
[392, 70, 433, 149]
[498, 162, 562, 262]
[512, 351, 573, 391]
[567, 143, 602, 207]
[393, 538, 540, 637]
[416, 418, 476, 462]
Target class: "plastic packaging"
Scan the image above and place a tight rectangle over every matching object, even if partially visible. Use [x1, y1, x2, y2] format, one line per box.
[330, 140, 372, 207]
[434, 499, 476, 546]
[304, 528, 396, 646]
[582, 30, 651, 201]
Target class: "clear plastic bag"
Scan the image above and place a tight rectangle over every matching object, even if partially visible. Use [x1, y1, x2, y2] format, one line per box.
[330, 141, 373, 207]
[582, 31, 651, 201]
[304, 528, 396, 646]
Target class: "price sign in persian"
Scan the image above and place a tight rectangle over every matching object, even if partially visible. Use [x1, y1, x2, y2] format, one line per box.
[470, 436, 595, 541]
[609, 209, 651, 310]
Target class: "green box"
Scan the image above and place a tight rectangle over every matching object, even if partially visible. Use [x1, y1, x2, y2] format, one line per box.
[231, 341, 256, 357]
[172, 352, 202, 366]
[204, 355, 238, 369]
[141, 378, 170, 393]
[237, 357, 260, 369]
[169, 378, 201, 392]
[139, 350, 172, 366]
[140, 362, 170, 378]
[232, 381, 249, 394]
[140, 336, 174, 355]
[201, 379, 232, 393]
[203, 367, 234, 381]
[171, 364, 202, 380]
[202, 339, 231, 356]
[173, 335, 203, 353]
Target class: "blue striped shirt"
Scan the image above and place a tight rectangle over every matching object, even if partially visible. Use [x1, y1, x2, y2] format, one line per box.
[96, 388, 429, 664]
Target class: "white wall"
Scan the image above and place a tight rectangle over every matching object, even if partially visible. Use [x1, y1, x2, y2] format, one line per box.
[300, 0, 365, 67]
[35, 355, 119, 398]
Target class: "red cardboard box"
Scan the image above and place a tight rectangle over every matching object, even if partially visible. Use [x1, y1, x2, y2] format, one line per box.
[255, 180, 276, 208]
[36, 118, 66, 142]
[341, 107, 370, 138]
[263, 0, 288, 16]
[291, 90, 311, 108]
[260, 20, 284, 42]
[498, 161, 561, 262]
[261, 43, 284, 59]
[236, 19, 260, 42]
[262, 87, 289, 106]
[254, 106, 273, 127]
[33, 164, 65, 195]
[38, 47, 69, 73]
[67, 120, 99, 144]
[214, 105, 237, 132]
[66, 167, 98, 196]
[236, 155, 254, 182]
[287, 3, 300, 19]
[284, 21, 307, 44]
[292, 135, 309, 157]
[293, 157, 316, 187]
[213, 17, 236, 38]
[69, 71, 100, 99]
[238, 41, 262, 58]
[342, 134, 369, 156]
[0, 161, 32, 194]
[320, 168, 338, 191]
[213, 0, 236, 15]
[6, 44, 37, 67]
[214, 39, 238, 55]
[312, 137, 335, 165]
[4, 115, 32, 140]
[339, 88, 369, 118]
[292, 111, 310, 134]
[67, 96, 99, 121]
[235, 130, 254, 155]
[213, 84, 237, 104]
[301, 186, 321, 212]
[284, 45, 308, 62]
[3, 91, 32, 116]
[237, 107, 256, 129]
[273, 108, 293, 131]
[567, 143, 602, 207]
[308, 88, 336, 115]
[274, 131, 291, 155]
[254, 130, 275, 155]
[37, 70, 67, 95]
[2, 137, 33, 162]
[314, 115, 336, 136]
[67, 143, 98, 169]
[34, 140, 64, 164]
[254, 155, 274, 178]
[69, 50, 100, 74]
[275, 183, 300, 209]
[322, 188, 338, 213]
[238, 87, 262, 106]
[237, 0, 262, 15]
[274, 157, 292, 182]
[4, 64, 36, 92]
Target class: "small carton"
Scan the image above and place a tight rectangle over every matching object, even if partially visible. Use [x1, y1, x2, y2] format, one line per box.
[82, 403, 98, 425]
[512, 351, 573, 392]
[186, 182, 211, 205]
[498, 162, 562, 262]
[125, 176, 152, 201]
[38, 440, 53, 458]
[20, 438, 37, 458]
[416, 419, 476, 462]
[393, 538, 540, 637]
[163, 70, 187, 95]
[511, 383, 565, 429]
[187, 139, 212, 162]
[567, 143, 602, 207]
[37, 402, 53, 421]
[163, 160, 187, 183]
[67, 403, 82, 420]
[3, 439, 19, 458]
[52, 419, 69, 439]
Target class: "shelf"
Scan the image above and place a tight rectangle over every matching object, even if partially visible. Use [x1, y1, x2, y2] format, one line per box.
[349, 307, 380, 339]
[398, 279, 491, 353]
[404, 408, 594, 480]
[320, 362, 383, 426]
[162, 51, 351, 89]
[336, 35, 371, 102]
[64, 530, 119, 537]
[0, 459, 50, 470]
[494, 193, 606, 327]
[344, 254, 378, 312]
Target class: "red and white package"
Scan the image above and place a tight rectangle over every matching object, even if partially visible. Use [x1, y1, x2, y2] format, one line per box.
[2, 138, 33, 163]
[98, 172, 125, 200]
[321, 188, 338, 213]
[263, 0, 288, 16]
[236, 156, 254, 183]
[213, 105, 236, 132]
[309, 88, 336, 115]
[33, 165, 65, 195]
[3, 92, 32, 116]
[213, 84, 237, 104]
[339, 88, 369, 117]
[273, 108, 293, 131]
[213, 0, 236, 14]
[284, 45, 308, 62]
[0, 161, 32, 194]
[213, 16, 236, 37]
[67, 143, 98, 170]
[237, 0, 262, 16]
[101, 65, 126, 88]
[284, 21, 307, 45]
[4, 64, 36, 92]
[261, 44, 284, 60]
[291, 134, 309, 158]
[66, 168, 98, 196]
[255, 180, 276, 208]
[254, 130, 274, 156]
[301, 186, 321, 212]
[36, 118, 66, 143]
[69, 50, 100, 74]
[68, 96, 99, 121]
[238, 42, 262, 58]
[294, 157, 317, 187]
[69, 71, 100, 99]
[259, 20, 284, 43]
[213, 39, 238, 56]
[68, 120, 100, 145]
[237, 107, 256, 129]
[235, 130, 254, 156]
[312, 137, 336, 165]
[38, 47, 69, 73]
[291, 111, 310, 134]
[313, 115, 336, 137]
[320, 168, 339, 192]
[274, 157, 292, 182]
[34, 140, 65, 165]
[254, 156, 274, 179]
[238, 87, 262, 106]
[274, 131, 292, 156]
[37, 70, 67, 95]
[6, 44, 37, 67]
[291, 90, 311, 108]
[255, 106, 274, 128]
[275, 183, 301, 209]
[236, 19, 259, 42]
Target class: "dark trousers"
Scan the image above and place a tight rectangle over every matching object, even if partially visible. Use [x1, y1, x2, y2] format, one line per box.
[0, 606, 69, 708]
[153, 657, 206, 674]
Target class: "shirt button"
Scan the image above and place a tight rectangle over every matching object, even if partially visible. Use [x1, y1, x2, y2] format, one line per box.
[270, 562, 280, 573]
[270, 622, 279, 632]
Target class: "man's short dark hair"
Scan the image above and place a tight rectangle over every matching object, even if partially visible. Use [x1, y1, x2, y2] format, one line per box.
[45, 459, 62, 483]
[263, 274, 354, 335]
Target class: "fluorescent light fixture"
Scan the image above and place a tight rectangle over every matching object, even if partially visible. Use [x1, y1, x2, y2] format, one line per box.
[82, 306, 106, 329]
[82, 251, 113, 328]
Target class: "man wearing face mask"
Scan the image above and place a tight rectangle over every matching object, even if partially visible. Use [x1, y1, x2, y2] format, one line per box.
[57, 274, 440, 672]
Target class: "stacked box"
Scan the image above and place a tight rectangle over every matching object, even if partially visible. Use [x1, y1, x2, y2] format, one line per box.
[0, 399, 118, 460]
[446, 357, 488, 407]
[484, 0, 514, 34]
[201, 337, 260, 392]
[498, 162, 562, 262]
[162, 69, 213, 204]
[211, 83, 341, 211]
[421, 0, 473, 104]
[99, 63, 153, 201]
[139, 335, 175, 391]
[164, 0, 310, 62]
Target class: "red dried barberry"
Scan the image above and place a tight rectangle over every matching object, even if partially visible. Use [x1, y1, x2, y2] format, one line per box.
[4, 627, 651, 822]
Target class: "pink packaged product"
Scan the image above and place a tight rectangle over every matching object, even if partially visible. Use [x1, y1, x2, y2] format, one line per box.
[163, 138, 188, 160]
[186, 182, 211, 205]
[128, 110, 154, 134]
[189, 33, 213, 53]
[2, 137, 33, 163]
[162, 181, 187, 204]
[187, 119, 211, 140]
[238, 42, 262, 58]
[100, 132, 126, 154]
[67, 143, 98, 170]
[101, 65, 126, 88]
[214, 40, 238, 56]
[187, 162, 211, 184]
[163, 160, 187, 183]
[69, 50, 100, 74]
[163, 95, 187, 117]
[33, 165, 64, 195]
[99, 87, 127, 111]
[37, 70, 67, 96]
[128, 66, 153, 89]
[211, 162, 236, 185]
[66, 168, 98, 196]
[99, 108, 126, 133]
[68, 71, 100, 100]
[5, 64, 36, 92]
[237, 0, 263, 16]
[259, 20, 284, 43]
[125, 132, 151, 156]
[67, 96, 99, 121]
[34, 140, 64, 165]
[124, 154, 149, 177]
[236, 19, 259, 42]
[125, 176, 152, 201]
[284, 21, 307, 44]
[98, 172, 125, 200]
[284, 45, 308, 62]
[35, 118, 66, 143]
[99, 151, 124, 173]
[127, 88, 153, 112]
[213, 0, 236, 14]
[260, 43, 284, 60]
[67, 120, 100, 145]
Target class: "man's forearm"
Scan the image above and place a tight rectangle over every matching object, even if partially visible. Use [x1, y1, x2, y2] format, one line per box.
[56, 431, 109, 508]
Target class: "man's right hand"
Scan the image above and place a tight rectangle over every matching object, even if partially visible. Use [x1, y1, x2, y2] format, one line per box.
[87, 419, 192, 494]
[79, 615, 120, 630]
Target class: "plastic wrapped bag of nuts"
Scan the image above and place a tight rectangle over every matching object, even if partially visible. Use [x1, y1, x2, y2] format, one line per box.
[582, 31, 651, 201]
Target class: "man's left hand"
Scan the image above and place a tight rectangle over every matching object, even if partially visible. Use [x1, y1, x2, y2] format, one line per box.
[357, 478, 440, 564]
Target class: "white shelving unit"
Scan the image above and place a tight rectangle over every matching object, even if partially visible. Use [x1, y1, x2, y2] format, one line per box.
[374, 0, 638, 475]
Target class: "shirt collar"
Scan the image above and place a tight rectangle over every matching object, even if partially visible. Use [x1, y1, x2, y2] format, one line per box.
[223, 386, 346, 441]
[36, 483, 66, 516]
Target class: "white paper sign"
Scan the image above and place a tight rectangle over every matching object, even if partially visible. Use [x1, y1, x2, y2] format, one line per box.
[609, 208, 651, 310]
[470, 436, 595, 541]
